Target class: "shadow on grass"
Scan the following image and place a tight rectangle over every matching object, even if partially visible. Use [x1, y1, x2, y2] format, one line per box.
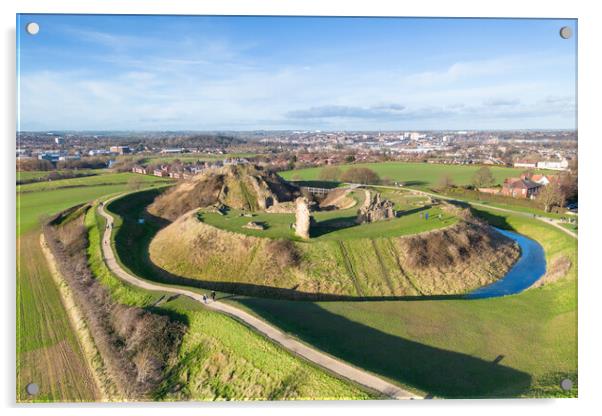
[289, 180, 342, 189]
[399, 180, 428, 187]
[233, 297, 532, 398]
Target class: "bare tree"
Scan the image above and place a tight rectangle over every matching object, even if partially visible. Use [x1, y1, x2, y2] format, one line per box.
[340, 167, 380, 185]
[128, 176, 144, 191]
[437, 174, 454, 190]
[318, 165, 342, 182]
[537, 181, 566, 212]
[472, 167, 495, 188]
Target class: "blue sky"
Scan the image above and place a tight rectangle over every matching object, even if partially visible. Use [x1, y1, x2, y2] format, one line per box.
[17, 15, 577, 131]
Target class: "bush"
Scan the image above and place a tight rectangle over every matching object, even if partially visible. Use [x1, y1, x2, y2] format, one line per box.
[43, 212, 186, 399]
[265, 240, 301, 269]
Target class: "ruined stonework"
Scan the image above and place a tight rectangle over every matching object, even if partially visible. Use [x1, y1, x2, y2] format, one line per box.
[294, 197, 312, 239]
[242, 221, 265, 230]
[357, 192, 395, 224]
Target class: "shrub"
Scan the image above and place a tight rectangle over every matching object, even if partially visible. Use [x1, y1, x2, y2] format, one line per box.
[265, 239, 301, 269]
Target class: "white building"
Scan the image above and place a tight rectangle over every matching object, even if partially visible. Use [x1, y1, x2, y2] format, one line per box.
[536, 159, 569, 171]
[513, 160, 537, 169]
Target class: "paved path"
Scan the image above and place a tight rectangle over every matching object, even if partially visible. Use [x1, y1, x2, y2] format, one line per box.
[97, 198, 420, 400]
[373, 185, 577, 240]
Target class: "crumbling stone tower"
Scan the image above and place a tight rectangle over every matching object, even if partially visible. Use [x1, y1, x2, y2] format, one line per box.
[294, 197, 312, 239]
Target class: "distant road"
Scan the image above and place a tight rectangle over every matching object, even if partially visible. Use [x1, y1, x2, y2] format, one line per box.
[97, 197, 420, 400]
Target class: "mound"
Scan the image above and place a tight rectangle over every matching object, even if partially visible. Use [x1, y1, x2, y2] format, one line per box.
[148, 164, 300, 220]
[319, 189, 356, 210]
[148, 211, 520, 299]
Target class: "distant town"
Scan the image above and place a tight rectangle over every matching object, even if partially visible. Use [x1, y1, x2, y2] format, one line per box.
[17, 129, 576, 172]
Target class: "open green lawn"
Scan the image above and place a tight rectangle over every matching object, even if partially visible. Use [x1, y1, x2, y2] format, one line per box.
[16, 172, 172, 401]
[280, 161, 538, 189]
[226, 208, 577, 398]
[199, 188, 456, 241]
[86, 205, 375, 400]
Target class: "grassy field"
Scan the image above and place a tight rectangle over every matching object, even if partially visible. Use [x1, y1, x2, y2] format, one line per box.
[17, 173, 171, 235]
[16, 169, 104, 182]
[226, 208, 577, 398]
[17, 172, 171, 193]
[199, 189, 456, 241]
[280, 162, 536, 189]
[16, 172, 172, 401]
[17, 231, 100, 402]
[86, 205, 375, 400]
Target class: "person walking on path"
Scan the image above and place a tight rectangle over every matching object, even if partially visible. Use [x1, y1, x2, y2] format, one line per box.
[202, 294, 207, 304]
[211, 291, 216, 301]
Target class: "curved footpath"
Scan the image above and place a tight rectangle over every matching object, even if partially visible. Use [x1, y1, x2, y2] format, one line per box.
[97, 199, 420, 400]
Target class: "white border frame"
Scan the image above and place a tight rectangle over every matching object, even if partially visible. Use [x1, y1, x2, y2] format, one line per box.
[3, 1, 600, 415]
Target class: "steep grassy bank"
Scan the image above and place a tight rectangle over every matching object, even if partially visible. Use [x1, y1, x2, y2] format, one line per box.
[86, 206, 376, 400]
[149, 210, 519, 298]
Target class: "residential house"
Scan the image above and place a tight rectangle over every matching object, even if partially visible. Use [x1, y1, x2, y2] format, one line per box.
[501, 177, 542, 199]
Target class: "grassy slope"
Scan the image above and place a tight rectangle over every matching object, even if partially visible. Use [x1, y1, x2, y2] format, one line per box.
[227, 208, 577, 398]
[16, 172, 171, 402]
[280, 162, 533, 188]
[86, 207, 375, 400]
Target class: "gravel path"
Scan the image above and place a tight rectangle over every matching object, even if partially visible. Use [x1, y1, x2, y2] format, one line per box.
[97, 198, 420, 400]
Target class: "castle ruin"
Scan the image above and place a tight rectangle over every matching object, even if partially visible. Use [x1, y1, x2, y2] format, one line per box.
[356, 192, 395, 224]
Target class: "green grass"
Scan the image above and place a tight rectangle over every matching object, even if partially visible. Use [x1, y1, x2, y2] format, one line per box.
[104, 185, 577, 398]
[85, 205, 375, 400]
[281, 161, 541, 189]
[17, 231, 100, 402]
[226, 208, 578, 398]
[17, 173, 171, 235]
[17, 172, 171, 193]
[199, 189, 456, 241]
[16, 172, 171, 401]
[427, 186, 569, 219]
